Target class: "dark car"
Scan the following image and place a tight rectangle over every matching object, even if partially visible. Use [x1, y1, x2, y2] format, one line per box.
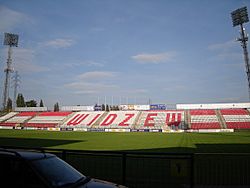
[0, 148, 127, 188]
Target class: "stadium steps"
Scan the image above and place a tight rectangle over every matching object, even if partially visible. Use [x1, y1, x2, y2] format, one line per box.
[91, 111, 109, 128]
[0, 112, 8, 123]
[20, 112, 40, 127]
[58, 112, 77, 127]
[185, 110, 191, 129]
[247, 108, 250, 116]
[0, 112, 17, 123]
[215, 110, 227, 129]
[132, 111, 142, 129]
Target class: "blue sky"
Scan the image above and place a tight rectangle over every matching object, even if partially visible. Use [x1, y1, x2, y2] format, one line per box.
[0, 0, 249, 109]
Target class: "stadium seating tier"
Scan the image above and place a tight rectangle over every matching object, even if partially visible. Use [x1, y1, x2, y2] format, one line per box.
[1, 108, 250, 130]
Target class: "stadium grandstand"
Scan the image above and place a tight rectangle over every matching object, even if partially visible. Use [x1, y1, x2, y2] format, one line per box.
[1, 102, 250, 132]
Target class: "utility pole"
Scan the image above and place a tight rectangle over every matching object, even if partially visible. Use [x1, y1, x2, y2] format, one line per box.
[2, 33, 19, 110]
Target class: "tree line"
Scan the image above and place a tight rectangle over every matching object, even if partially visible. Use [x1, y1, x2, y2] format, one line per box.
[3, 93, 121, 112]
[4, 93, 60, 112]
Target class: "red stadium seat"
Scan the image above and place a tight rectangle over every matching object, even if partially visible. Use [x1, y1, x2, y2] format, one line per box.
[191, 123, 221, 129]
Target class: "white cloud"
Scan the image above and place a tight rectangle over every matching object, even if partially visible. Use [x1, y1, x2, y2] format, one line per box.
[208, 40, 241, 62]
[163, 85, 187, 92]
[0, 6, 30, 32]
[132, 51, 177, 64]
[1, 48, 49, 73]
[217, 52, 242, 61]
[208, 40, 237, 51]
[65, 82, 119, 94]
[125, 89, 148, 95]
[83, 61, 104, 67]
[64, 71, 120, 94]
[43, 39, 75, 48]
[65, 61, 104, 68]
[77, 71, 117, 80]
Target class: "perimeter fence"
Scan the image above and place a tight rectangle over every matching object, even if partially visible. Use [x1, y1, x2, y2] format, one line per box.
[2, 146, 250, 188]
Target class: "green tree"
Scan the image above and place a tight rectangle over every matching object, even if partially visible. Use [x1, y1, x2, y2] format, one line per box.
[113, 105, 119, 111]
[116, 105, 120, 111]
[54, 102, 59, 112]
[106, 104, 110, 112]
[26, 100, 37, 107]
[39, 99, 44, 107]
[101, 104, 105, 111]
[6, 98, 12, 111]
[16, 93, 25, 107]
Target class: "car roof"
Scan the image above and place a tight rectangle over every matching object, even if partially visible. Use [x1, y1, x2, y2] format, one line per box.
[0, 148, 55, 160]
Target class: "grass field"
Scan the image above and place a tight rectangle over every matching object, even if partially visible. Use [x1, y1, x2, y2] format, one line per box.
[0, 129, 250, 153]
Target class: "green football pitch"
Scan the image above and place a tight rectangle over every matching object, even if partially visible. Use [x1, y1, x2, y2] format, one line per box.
[0, 129, 250, 153]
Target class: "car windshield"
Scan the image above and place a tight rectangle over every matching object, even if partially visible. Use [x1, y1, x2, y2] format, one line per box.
[32, 156, 85, 187]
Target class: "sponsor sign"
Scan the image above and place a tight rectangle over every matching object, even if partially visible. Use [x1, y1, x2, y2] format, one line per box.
[149, 129, 162, 132]
[87, 128, 105, 132]
[61, 106, 94, 111]
[60, 127, 74, 131]
[119, 105, 128, 111]
[15, 107, 48, 112]
[220, 129, 234, 132]
[24, 127, 38, 130]
[134, 105, 150, 111]
[130, 129, 150, 132]
[48, 128, 60, 131]
[150, 104, 166, 110]
[73, 128, 88, 132]
[128, 105, 135, 110]
[94, 105, 102, 111]
[162, 129, 172, 133]
[0, 126, 13, 130]
[14, 127, 23, 130]
[105, 129, 130, 132]
[119, 105, 136, 110]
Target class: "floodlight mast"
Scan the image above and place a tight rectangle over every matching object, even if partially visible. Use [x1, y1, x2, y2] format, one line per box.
[231, 7, 250, 99]
[12, 71, 21, 108]
[238, 24, 250, 99]
[2, 33, 18, 110]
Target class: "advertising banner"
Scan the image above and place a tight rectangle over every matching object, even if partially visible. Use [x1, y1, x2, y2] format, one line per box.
[134, 105, 150, 110]
[61, 106, 94, 111]
[150, 104, 166, 110]
[130, 129, 150, 132]
[87, 128, 105, 132]
[94, 105, 102, 111]
[149, 129, 162, 132]
[60, 127, 74, 131]
[119, 105, 128, 111]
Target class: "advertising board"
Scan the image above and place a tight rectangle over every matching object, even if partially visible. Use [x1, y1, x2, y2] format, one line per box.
[73, 128, 88, 132]
[60, 127, 74, 131]
[119, 105, 128, 111]
[94, 105, 102, 111]
[61, 106, 94, 111]
[150, 104, 166, 110]
[128, 105, 135, 110]
[130, 129, 150, 132]
[134, 105, 150, 110]
[105, 129, 130, 132]
[87, 128, 105, 132]
[15, 107, 48, 112]
[0, 126, 13, 130]
[149, 129, 162, 132]
[48, 128, 60, 131]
